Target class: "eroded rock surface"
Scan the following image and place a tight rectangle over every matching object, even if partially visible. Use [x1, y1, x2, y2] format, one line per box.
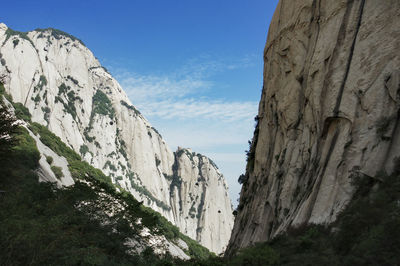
[0, 24, 233, 253]
[227, 0, 400, 254]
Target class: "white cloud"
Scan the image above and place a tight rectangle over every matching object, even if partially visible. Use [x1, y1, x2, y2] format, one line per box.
[137, 98, 257, 121]
[115, 72, 210, 102]
[113, 55, 258, 122]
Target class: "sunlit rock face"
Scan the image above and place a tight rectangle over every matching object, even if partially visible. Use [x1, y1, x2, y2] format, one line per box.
[227, 0, 400, 254]
[0, 23, 233, 253]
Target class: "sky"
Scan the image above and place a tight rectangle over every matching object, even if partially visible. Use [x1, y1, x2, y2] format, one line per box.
[1, 0, 279, 207]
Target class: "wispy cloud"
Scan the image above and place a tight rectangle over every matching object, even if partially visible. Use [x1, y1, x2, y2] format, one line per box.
[113, 54, 258, 122]
[110, 54, 259, 206]
[116, 72, 210, 102]
[175, 53, 257, 79]
[137, 98, 257, 121]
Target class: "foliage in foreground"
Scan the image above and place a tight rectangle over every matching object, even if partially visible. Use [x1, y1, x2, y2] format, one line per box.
[0, 93, 211, 265]
[3, 79, 399, 265]
[187, 163, 400, 266]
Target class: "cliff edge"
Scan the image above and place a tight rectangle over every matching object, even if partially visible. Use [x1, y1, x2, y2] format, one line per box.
[227, 0, 400, 254]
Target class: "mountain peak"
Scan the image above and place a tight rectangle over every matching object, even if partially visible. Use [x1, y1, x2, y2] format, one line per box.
[0, 25, 233, 253]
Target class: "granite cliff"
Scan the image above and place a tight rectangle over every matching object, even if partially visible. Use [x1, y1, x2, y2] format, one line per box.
[0, 23, 233, 254]
[228, 0, 400, 254]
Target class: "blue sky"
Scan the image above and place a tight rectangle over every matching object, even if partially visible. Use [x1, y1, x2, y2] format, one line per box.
[1, 0, 279, 206]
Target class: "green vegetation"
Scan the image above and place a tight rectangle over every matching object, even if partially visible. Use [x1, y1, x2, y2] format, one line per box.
[245, 115, 259, 175]
[29, 122, 81, 162]
[67, 75, 79, 86]
[58, 83, 69, 95]
[33, 94, 41, 105]
[12, 39, 19, 48]
[0, 82, 31, 122]
[155, 156, 161, 167]
[92, 90, 115, 119]
[46, 155, 53, 165]
[34, 75, 47, 92]
[208, 157, 219, 170]
[189, 205, 196, 219]
[151, 126, 162, 138]
[51, 165, 64, 180]
[103, 160, 117, 172]
[12, 102, 32, 122]
[169, 173, 182, 197]
[0, 122, 139, 264]
[1, 97, 214, 264]
[115, 129, 128, 161]
[15, 132, 41, 167]
[56, 83, 79, 120]
[186, 163, 400, 265]
[83, 127, 95, 142]
[83, 90, 115, 143]
[3, 27, 35, 47]
[41, 106, 50, 124]
[120, 100, 141, 116]
[237, 174, 247, 185]
[79, 144, 89, 157]
[0, 82, 12, 102]
[130, 180, 171, 211]
[0, 53, 6, 66]
[35, 28, 85, 46]
[88, 66, 110, 74]
[118, 161, 126, 171]
[196, 192, 205, 219]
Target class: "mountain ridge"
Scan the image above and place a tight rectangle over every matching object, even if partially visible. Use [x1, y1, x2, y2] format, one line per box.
[0, 22, 233, 253]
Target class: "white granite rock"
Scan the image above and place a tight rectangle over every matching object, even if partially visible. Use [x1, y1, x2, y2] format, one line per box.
[227, 0, 400, 254]
[0, 24, 233, 253]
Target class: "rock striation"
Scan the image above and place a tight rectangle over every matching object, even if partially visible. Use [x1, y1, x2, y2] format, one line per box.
[227, 0, 400, 254]
[0, 23, 233, 253]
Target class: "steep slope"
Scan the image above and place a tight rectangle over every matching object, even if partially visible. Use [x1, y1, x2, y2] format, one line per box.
[0, 93, 211, 263]
[227, 0, 400, 253]
[0, 23, 233, 253]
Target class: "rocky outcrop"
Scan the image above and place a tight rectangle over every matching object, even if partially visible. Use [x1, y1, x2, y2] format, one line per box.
[171, 148, 233, 253]
[0, 23, 233, 253]
[227, 0, 400, 254]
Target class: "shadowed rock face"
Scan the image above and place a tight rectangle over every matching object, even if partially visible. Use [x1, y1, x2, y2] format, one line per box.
[0, 24, 233, 254]
[227, 0, 400, 254]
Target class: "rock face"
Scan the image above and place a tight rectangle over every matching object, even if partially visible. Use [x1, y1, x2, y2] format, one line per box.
[227, 0, 400, 254]
[0, 23, 233, 253]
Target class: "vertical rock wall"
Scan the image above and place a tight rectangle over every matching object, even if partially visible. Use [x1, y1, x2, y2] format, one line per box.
[227, 0, 400, 254]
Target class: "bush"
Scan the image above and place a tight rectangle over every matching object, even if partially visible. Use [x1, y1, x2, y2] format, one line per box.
[229, 243, 279, 266]
[29, 122, 81, 162]
[79, 144, 89, 156]
[12, 102, 31, 122]
[12, 127, 40, 170]
[46, 155, 53, 165]
[35, 27, 85, 46]
[92, 90, 115, 119]
[12, 39, 19, 48]
[51, 165, 63, 180]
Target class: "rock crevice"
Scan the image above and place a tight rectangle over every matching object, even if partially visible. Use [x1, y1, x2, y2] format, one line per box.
[227, 0, 400, 255]
[0, 25, 233, 254]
